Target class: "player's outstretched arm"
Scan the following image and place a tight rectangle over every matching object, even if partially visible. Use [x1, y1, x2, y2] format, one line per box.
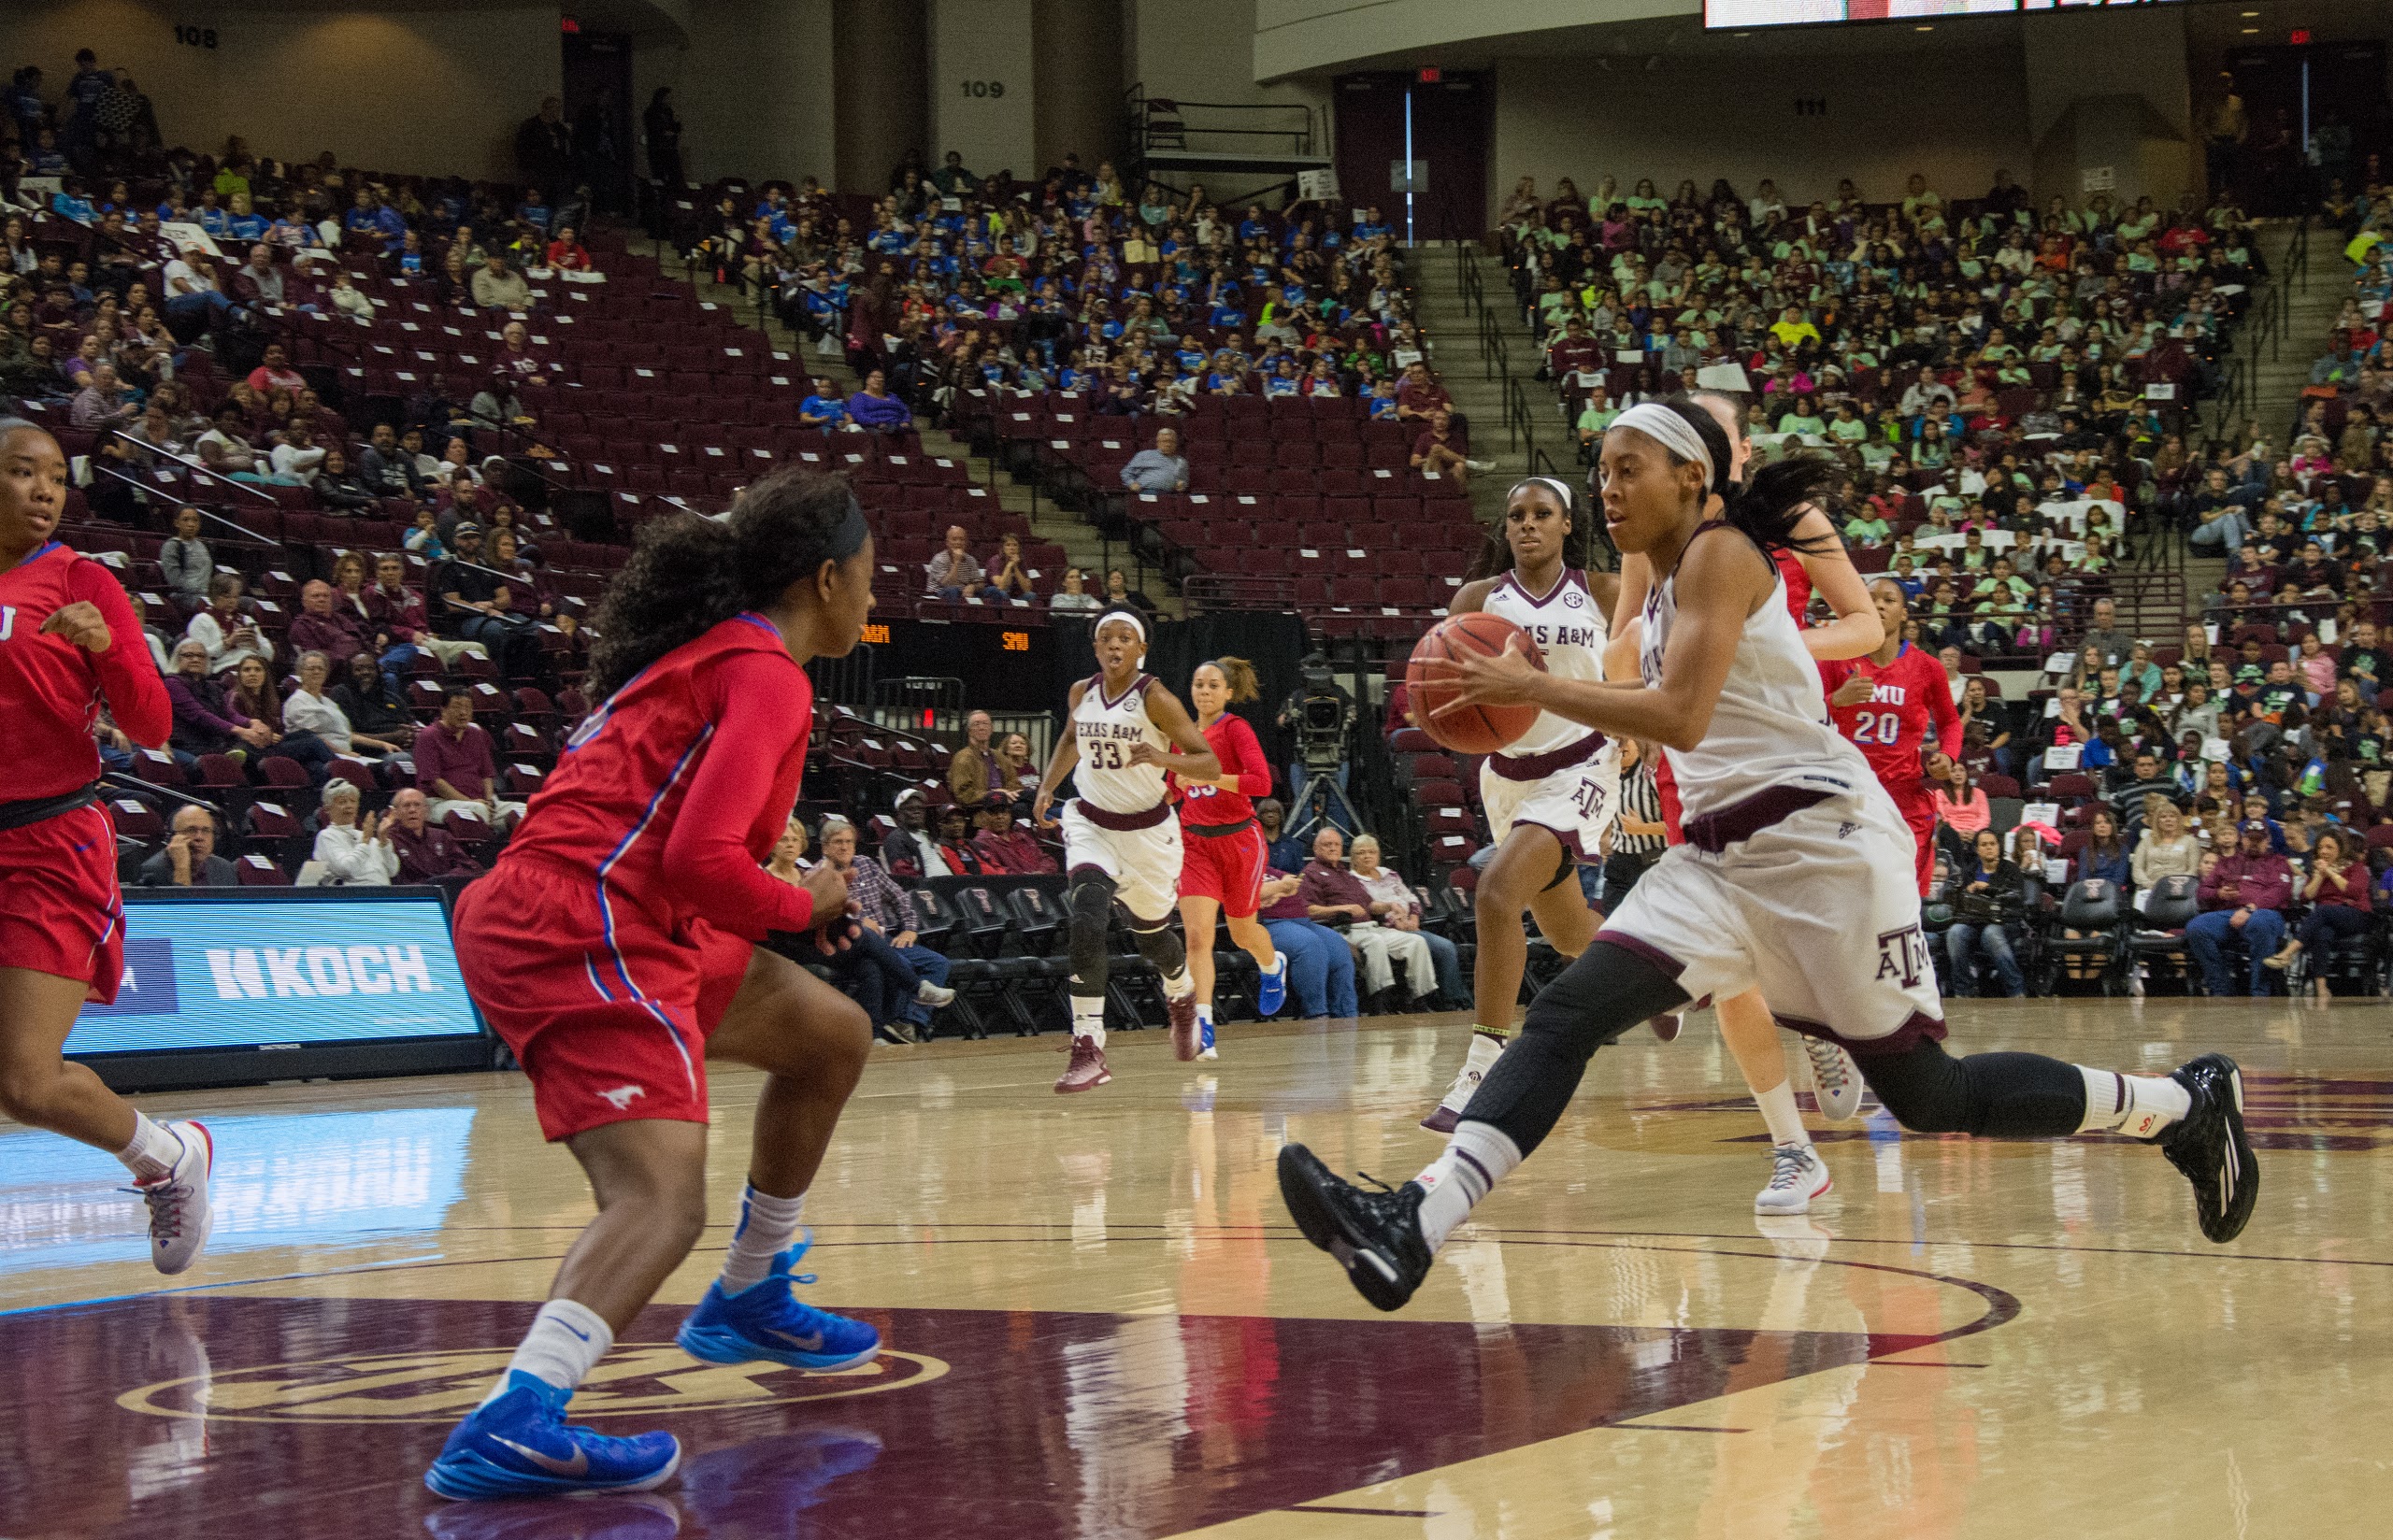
[1792, 508, 1883, 662]
[1031, 681, 1088, 828]
[659, 652, 833, 936]
[1441, 533, 1769, 752]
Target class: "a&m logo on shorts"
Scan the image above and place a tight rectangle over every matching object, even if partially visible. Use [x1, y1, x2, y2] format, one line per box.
[120, 1344, 948, 1424]
[1874, 923, 1933, 990]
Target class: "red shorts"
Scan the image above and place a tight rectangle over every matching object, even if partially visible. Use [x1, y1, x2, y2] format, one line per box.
[1890, 791, 1939, 896]
[1180, 821, 1268, 916]
[453, 857, 754, 1142]
[1657, 757, 1684, 847]
[0, 803, 125, 1003]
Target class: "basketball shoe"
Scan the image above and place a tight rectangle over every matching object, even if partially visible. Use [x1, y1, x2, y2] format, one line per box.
[1277, 1143, 1433, 1312]
[133, 1120, 214, 1276]
[1803, 1038, 1864, 1120]
[2156, 1052, 2258, 1244]
[1054, 1035, 1111, 1092]
[676, 1235, 881, 1372]
[1196, 1014, 1219, 1061]
[1754, 1142, 1833, 1216]
[1255, 951, 1289, 1017]
[1422, 1034, 1502, 1133]
[423, 1374, 681, 1501]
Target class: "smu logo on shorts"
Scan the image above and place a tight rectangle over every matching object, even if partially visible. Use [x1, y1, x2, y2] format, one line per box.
[1874, 924, 1934, 989]
[597, 1084, 647, 1110]
[80, 938, 179, 1018]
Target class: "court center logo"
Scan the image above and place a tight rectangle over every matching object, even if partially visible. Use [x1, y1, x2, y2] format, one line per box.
[120, 1343, 948, 1424]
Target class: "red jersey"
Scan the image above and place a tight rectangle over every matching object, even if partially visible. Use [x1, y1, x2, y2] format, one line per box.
[1773, 546, 1813, 627]
[2, 542, 172, 800]
[1173, 710, 1272, 826]
[1818, 642, 1962, 802]
[501, 612, 818, 942]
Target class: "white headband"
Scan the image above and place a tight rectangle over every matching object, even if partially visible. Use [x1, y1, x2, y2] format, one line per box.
[1512, 475, 1576, 512]
[1611, 402, 1715, 493]
[1096, 609, 1146, 643]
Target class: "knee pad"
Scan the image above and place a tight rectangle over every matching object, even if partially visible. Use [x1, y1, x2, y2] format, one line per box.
[1127, 915, 1187, 977]
[1068, 870, 1117, 991]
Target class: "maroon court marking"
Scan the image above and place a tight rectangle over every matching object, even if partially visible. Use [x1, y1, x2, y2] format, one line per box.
[4, 1264, 2016, 1540]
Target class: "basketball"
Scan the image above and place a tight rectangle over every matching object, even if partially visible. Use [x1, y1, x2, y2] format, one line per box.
[1406, 612, 1546, 755]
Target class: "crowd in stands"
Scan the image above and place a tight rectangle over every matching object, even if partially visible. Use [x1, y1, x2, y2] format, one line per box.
[8, 38, 2389, 1017]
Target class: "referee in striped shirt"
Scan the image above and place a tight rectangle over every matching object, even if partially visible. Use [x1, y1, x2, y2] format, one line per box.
[1601, 739, 1669, 912]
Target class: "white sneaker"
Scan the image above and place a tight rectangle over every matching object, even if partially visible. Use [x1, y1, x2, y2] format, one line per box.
[1754, 1142, 1831, 1216]
[138, 1121, 215, 1275]
[1422, 1035, 1503, 1133]
[914, 978, 956, 1007]
[1464, 458, 1497, 474]
[1803, 1037, 1863, 1121]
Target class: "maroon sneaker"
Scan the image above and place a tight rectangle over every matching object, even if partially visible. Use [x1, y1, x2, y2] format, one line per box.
[1647, 1013, 1683, 1042]
[1168, 991, 1200, 1061]
[1054, 1036, 1112, 1093]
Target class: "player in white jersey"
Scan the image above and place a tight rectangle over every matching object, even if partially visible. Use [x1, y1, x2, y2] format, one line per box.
[1032, 610, 1220, 1093]
[1420, 478, 1622, 1134]
[1608, 388, 1879, 1215]
[1282, 398, 2258, 1312]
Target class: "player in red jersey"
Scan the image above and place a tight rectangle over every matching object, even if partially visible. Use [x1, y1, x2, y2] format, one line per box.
[0, 420, 216, 1276]
[1171, 657, 1288, 1059]
[427, 471, 883, 1503]
[1820, 579, 1962, 897]
[1606, 392, 1880, 1213]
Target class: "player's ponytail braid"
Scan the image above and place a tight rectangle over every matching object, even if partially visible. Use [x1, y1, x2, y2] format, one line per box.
[1210, 655, 1261, 704]
[586, 468, 856, 698]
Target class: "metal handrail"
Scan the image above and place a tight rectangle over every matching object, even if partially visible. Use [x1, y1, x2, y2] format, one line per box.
[83, 460, 283, 548]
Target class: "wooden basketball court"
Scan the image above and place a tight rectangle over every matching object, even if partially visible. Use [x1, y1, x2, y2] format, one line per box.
[3, 1000, 2383, 1537]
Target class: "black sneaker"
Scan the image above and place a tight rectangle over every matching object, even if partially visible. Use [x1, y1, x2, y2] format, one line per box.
[1277, 1144, 1433, 1312]
[2157, 1052, 2258, 1244]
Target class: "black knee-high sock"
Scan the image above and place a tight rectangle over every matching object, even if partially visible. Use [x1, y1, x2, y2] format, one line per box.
[1460, 938, 1690, 1160]
[1067, 868, 1115, 1005]
[1127, 919, 1189, 991]
[1856, 1039, 2087, 1137]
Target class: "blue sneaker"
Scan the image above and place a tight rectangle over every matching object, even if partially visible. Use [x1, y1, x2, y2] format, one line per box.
[1196, 1014, 1218, 1061]
[675, 1233, 880, 1372]
[423, 1373, 681, 1502]
[1256, 951, 1288, 1017]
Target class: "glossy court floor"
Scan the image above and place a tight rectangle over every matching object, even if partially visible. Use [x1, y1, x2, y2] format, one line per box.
[4, 1000, 2388, 1540]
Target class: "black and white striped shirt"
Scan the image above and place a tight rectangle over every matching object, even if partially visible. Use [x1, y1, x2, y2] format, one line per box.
[1613, 758, 1666, 857]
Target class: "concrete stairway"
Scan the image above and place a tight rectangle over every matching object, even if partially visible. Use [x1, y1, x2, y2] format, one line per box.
[1406, 243, 1554, 525]
[2211, 220, 2341, 449]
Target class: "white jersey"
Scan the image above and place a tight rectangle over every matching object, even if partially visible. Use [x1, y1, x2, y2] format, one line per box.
[1071, 672, 1171, 815]
[1641, 530, 1874, 821]
[1480, 566, 1609, 762]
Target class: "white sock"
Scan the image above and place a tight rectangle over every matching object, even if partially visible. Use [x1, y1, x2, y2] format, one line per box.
[2075, 1067, 2193, 1138]
[1195, 1003, 1213, 1026]
[1161, 967, 1194, 1000]
[485, 1298, 612, 1404]
[117, 1114, 184, 1183]
[1265, 951, 1286, 978]
[721, 1186, 806, 1294]
[1413, 1121, 1524, 1250]
[1464, 1031, 1506, 1074]
[1071, 996, 1107, 1048]
[1754, 1079, 1811, 1150]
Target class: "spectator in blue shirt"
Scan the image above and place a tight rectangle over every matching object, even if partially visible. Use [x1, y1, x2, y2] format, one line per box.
[1120, 427, 1189, 492]
[798, 377, 847, 431]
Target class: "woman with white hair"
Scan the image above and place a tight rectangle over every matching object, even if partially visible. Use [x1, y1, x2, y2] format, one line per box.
[1347, 834, 1463, 1008]
[311, 779, 398, 885]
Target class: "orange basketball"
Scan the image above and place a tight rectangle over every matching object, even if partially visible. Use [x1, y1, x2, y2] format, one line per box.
[1406, 612, 1546, 756]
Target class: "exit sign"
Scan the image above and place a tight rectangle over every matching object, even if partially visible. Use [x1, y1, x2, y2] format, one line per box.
[1417, 66, 1442, 83]
[2290, 28, 2311, 43]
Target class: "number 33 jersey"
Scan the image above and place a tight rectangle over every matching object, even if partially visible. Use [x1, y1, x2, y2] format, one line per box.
[1073, 672, 1171, 815]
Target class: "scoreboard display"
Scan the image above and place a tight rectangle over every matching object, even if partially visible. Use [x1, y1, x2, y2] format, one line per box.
[1705, 0, 2188, 27]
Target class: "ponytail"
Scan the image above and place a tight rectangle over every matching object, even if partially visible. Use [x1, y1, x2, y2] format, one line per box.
[1209, 655, 1260, 704]
[1654, 393, 1840, 560]
[586, 468, 862, 698]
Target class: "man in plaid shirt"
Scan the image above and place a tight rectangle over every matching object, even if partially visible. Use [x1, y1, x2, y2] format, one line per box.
[819, 819, 953, 1037]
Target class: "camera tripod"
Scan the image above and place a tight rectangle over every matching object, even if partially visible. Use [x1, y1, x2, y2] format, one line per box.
[1287, 758, 1362, 844]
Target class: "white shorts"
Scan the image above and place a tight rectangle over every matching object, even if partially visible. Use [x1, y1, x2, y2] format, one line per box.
[1479, 736, 1620, 864]
[1596, 789, 1946, 1054]
[1061, 801, 1182, 924]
